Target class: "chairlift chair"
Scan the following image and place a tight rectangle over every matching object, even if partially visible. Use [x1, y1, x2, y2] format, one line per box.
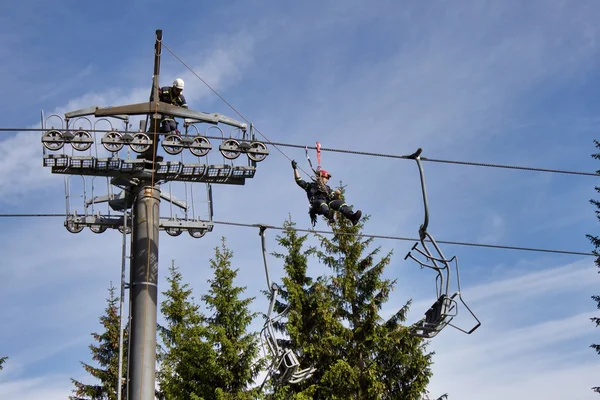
[403, 149, 481, 339]
[257, 226, 316, 387]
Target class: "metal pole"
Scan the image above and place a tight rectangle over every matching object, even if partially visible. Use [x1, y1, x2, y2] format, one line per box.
[117, 210, 128, 400]
[146, 29, 163, 160]
[126, 208, 134, 400]
[152, 29, 162, 104]
[128, 183, 161, 400]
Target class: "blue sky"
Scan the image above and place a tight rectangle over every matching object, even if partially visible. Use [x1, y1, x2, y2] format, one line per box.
[0, 1, 599, 399]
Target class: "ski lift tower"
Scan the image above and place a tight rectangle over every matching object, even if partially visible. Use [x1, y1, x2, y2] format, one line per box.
[40, 30, 269, 400]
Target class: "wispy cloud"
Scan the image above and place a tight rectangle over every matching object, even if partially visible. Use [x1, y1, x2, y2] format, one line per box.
[0, 373, 81, 400]
[1, 1, 599, 399]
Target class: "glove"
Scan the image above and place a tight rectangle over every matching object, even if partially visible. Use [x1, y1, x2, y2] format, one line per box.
[309, 212, 317, 227]
[291, 160, 297, 169]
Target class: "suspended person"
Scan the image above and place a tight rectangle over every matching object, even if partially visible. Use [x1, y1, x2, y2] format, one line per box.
[143, 78, 188, 161]
[291, 160, 362, 226]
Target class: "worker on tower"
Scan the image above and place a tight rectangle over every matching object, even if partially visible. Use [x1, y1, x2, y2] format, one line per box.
[156, 78, 188, 134]
[291, 160, 362, 227]
[144, 78, 188, 161]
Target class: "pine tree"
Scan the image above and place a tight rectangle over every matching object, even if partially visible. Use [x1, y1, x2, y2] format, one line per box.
[586, 139, 600, 395]
[0, 356, 7, 371]
[272, 188, 432, 399]
[70, 284, 128, 400]
[157, 260, 213, 400]
[201, 237, 264, 400]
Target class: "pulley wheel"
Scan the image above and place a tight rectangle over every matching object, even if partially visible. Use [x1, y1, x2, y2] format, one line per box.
[129, 133, 151, 153]
[42, 130, 65, 151]
[219, 138, 241, 160]
[247, 141, 269, 162]
[102, 131, 124, 152]
[71, 130, 93, 151]
[162, 134, 184, 155]
[189, 228, 207, 239]
[189, 136, 212, 157]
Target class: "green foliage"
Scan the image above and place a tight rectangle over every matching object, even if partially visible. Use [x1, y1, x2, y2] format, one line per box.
[158, 242, 263, 400]
[201, 237, 264, 399]
[70, 284, 128, 400]
[587, 139, 600, 395]
[157, 260, 211, 400]
[0, 356, 7, 371]
[269, 202, 432, 399]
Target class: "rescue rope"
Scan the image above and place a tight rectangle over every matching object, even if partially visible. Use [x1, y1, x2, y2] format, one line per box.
[161, 43, 316, 181]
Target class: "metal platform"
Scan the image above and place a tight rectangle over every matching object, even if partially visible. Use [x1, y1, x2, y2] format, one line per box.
[43, 154, 256, 185]
[64, 213, 214, 237]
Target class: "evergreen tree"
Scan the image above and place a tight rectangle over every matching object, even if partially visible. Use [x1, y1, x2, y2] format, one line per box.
[70, 284, 128, 400]
[0, 356, 7, 371]
[268, 218, 343, 399]
[157, 261, 213, 400]
[586, 139, 600, 395]
[201, 237, 264, 399]
[271, 188, 432, 399]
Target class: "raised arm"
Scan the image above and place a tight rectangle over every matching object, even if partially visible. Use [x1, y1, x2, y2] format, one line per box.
[292, 160, 309, 190]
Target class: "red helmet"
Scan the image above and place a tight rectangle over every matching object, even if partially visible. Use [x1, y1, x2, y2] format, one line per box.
[319, 169, 331, 178]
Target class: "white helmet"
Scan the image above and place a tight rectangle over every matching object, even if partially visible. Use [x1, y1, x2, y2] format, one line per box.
[173, 78, 184, 90]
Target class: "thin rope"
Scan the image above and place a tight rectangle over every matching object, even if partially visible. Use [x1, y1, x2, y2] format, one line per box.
[161, 43, 315, 180]
[0, 213, 592, 256]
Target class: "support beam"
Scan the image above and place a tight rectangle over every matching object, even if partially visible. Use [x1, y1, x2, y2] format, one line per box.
[128, 183, 160, 400]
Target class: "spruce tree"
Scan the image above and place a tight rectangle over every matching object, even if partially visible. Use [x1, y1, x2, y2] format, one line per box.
[272, 188, 432, 399]
[586, 139, 600, 395]
[157, 261, 213, 400]
[268, 219, 343, 399]
[201, 237, 264, 400]
[70, 284, 128, 400]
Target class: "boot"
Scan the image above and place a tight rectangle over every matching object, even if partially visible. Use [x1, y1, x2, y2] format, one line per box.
[340, 206, 361, 226]
[350, 210, 362, 226]
[326, 209, 335, 225]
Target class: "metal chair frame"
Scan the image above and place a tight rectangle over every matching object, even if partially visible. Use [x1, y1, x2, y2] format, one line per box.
[404, 149, 481, 338]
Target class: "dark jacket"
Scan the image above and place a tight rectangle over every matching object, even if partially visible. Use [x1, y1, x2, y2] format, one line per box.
[156, 86, 188, 108]
[295, 177, 333, 202]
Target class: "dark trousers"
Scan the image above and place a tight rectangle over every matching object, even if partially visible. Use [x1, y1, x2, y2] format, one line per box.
[310, 199, 354, 220]
[141, 119, 178, 160]
[161, 119, 178, 133]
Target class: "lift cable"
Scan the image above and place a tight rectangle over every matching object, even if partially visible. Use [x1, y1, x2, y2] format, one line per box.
[159, 43, 599, 179]
[1, 126, 597, 178]
[0, 213, 593, 257]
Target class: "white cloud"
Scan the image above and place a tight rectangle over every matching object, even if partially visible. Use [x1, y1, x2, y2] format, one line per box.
[0, 374, 78, 400]
[459, 259, 596, 304]
[430, 359, 600, 400]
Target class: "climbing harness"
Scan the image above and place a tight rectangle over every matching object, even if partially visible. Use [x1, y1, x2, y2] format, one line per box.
[257, 226, 317, 388]
[404, 148, 481, 339]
